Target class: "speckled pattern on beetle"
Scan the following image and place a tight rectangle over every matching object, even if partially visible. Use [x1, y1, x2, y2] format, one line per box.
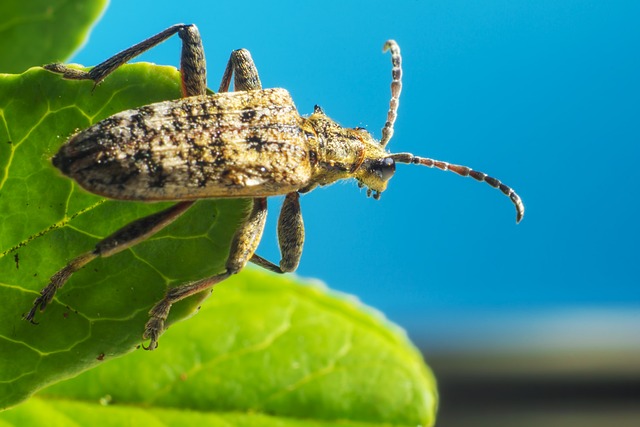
[26, 24, 524, 350]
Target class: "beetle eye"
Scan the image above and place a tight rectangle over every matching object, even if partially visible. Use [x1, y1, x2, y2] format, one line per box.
[376, 157, 396, 181]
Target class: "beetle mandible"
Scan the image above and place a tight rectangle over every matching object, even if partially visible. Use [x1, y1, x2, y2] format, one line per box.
[26, 24, 525, 350]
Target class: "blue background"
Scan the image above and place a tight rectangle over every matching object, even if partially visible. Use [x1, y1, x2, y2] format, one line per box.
[73, 0, 639, 351]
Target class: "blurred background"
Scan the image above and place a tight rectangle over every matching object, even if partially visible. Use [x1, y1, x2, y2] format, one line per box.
[65, 0, 639, 425]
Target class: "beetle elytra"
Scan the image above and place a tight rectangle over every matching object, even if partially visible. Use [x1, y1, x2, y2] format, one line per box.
[26, 24, 524, 350]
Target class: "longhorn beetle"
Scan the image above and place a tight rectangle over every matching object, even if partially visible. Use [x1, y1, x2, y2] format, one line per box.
[26, 24, 524, 350]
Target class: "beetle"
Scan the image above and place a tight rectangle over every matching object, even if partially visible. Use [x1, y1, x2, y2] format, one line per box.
[26, 24, 524, 350]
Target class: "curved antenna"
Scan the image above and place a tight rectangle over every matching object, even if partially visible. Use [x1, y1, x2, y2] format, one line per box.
[391, 153, 525, 223]
[380, 40, 403, 147]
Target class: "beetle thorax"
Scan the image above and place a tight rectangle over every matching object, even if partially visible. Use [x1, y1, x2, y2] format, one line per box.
[302, 111, 395, 195]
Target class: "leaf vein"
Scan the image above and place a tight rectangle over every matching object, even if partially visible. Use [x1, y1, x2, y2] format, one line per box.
[147, 300, 297, 404]
[0, 199, 106, 259]
[259, 326, 354, 407]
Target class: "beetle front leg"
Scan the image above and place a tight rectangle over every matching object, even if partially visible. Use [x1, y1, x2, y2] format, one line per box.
[143, 197, 268, 350]
[250, 192, 305, 274]
[277, 192, 305, 272]
[25, 201, 195, 323]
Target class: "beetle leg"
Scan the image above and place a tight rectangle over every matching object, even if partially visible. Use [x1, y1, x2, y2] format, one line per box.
[249, 254, 283, 273]
[276, 192, 305, 272]
[44, 24, 207, 97]
[24, 201, 195, 323]
[218, 48, 262, 92]
[249, 192, 304, 273]
[143, 197, 268, 350]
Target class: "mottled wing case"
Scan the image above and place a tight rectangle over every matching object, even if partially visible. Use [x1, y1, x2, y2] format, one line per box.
[54, 88, 312, 200]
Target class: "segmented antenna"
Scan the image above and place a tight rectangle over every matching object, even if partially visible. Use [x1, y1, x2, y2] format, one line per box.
[391, 153, 525, 223]
[380, 40, 402, 147]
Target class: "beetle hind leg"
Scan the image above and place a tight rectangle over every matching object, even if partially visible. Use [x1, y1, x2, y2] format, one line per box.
[44, 23, 207, 97]
[24, 252, 96, 323]
[24, 202, 194, 323]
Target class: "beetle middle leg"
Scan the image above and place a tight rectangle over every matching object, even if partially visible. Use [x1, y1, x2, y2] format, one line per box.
[143, 197, 268, 349]
[218, 48, 262, 92]
[142, 47, 270, 348]
[143, 52, 306, 348]
[220, 52, 307, 273]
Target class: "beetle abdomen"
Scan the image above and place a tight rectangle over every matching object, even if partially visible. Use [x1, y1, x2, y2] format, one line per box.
[54, 88, 311, 200]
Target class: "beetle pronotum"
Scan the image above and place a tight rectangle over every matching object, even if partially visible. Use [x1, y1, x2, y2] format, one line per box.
[26, 24, 524, 349]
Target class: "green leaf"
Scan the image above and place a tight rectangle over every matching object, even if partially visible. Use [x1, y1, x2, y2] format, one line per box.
[0, 65, 252, 408]
[0, 398, 382, 427]
[0, 65, 437, 424]
[0, 0, 109, 73]
[4, 270, 437, 426]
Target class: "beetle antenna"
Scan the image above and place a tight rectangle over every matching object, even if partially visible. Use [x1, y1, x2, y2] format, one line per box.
[391, 153, 525, 223]
[380, 40, 402, 147]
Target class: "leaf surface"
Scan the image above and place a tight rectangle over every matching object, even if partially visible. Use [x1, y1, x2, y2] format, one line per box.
[36, 270, 437, 426]
[0, 0, 109, 73]
[0, 65, 437, 425]
[0, 64, 251, 408]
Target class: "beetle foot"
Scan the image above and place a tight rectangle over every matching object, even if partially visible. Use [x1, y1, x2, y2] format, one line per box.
[24, 282, 59, 323]
[43, 63, 93, 81]
[142, 299, 172, 350]
[142, 317, 164, 351]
